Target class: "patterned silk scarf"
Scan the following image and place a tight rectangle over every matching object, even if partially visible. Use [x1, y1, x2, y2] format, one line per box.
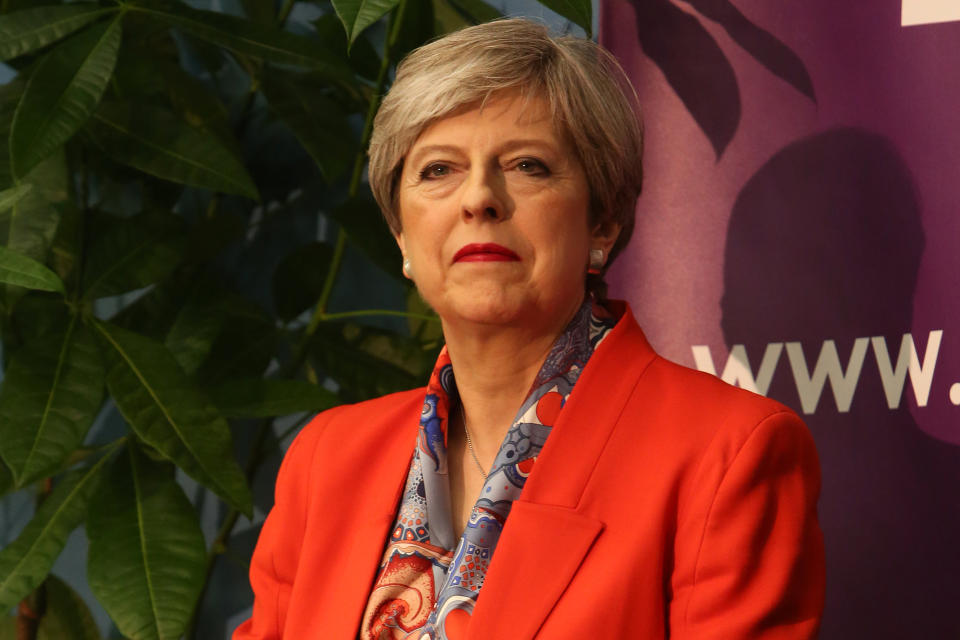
[360, 300, 616, 640]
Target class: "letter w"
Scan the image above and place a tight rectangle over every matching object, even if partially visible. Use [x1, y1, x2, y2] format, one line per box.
[871, 331, 943, 408]
[786, 339, 869, 414]
[691, 343, 783, 396]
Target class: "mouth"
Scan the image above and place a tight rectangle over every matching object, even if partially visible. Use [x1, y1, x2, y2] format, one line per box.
[453, 243, 521, 263]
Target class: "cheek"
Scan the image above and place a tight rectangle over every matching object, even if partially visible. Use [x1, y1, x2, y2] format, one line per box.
[403, 228, 452, 286]
[398, 207, 438, 258]
[528, 229, 591, 293]
[535, 209, 592, 267]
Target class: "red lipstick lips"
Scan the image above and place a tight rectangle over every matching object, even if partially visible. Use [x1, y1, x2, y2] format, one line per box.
[453, 243, 520, 263]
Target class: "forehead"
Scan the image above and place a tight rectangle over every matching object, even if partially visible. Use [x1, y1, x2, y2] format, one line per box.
[410, 91, 563, 150]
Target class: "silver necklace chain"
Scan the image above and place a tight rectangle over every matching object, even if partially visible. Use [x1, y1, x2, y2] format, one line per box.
[458, 401, 487, 479]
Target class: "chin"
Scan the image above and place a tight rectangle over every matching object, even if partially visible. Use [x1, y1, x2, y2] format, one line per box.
[434, 287, 528, 327]
[449, 300, 523, 326]
[453, 306, 522, 327]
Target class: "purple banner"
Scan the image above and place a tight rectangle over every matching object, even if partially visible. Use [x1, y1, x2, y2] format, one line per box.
[601, 1, 960, 636]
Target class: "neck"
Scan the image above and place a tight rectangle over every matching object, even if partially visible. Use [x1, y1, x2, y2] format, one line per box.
[442, 301, 583, 462]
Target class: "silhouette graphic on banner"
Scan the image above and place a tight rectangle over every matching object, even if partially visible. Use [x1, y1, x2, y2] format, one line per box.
[723, 128, 960, 638]
[630, 0, 813, 157]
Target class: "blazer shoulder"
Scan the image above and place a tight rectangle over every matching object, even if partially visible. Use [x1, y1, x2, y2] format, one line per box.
[648, 354, 792, 421]
[598, 304, 796, 428]
[613, 350, 816, 481]
[587, 305, 808, 458]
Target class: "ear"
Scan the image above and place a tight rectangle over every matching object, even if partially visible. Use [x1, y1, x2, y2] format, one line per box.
[590, 220, 621, 258]
[395, 232, 413, 280]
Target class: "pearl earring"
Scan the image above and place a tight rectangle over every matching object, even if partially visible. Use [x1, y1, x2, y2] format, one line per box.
[402, 258, 412, 278]
[588, 249, 604, 274]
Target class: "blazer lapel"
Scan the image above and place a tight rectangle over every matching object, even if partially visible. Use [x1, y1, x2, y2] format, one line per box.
[469, 306, 657, 638]
[522, 304, 657, 509]
[468, 502, 603, 639]
[334, 511, 403, 637]
[306, 395, 422, 638]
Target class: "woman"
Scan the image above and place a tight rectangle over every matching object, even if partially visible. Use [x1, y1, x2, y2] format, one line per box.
[235, 19, 824, 640]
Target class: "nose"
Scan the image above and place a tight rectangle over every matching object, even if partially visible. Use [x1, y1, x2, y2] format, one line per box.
[460, 167, 509, 222]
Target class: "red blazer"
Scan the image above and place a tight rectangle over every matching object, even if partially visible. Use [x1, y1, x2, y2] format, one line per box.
[234, 305, 824, 639]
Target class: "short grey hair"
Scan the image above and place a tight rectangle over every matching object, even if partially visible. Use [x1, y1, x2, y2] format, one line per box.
[368, 18, 643, 290]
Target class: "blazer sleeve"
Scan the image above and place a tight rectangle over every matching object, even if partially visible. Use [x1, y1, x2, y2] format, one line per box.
[232, 411, 331, 640]
[669, 410, 825, 639]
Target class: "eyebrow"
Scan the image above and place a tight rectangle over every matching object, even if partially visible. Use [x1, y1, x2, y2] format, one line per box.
[407, 139, 559, 166]
[406, 144, 461, 167]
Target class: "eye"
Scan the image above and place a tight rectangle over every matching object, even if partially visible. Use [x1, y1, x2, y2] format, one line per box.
[515, 158, 549, 176]
[419, 163, 450, 180]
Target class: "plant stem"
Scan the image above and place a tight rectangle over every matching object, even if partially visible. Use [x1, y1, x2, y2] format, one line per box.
[16, 477, 54, 640]
[306, 230, 347, 331]
[16, 589, 44, 640]
[305, 0, 410, 336]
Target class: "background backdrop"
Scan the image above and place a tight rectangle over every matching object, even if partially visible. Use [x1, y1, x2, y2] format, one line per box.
[601, 0, 960, 636]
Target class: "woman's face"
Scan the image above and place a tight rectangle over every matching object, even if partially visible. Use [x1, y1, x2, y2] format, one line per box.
[395, 92, 619, 333]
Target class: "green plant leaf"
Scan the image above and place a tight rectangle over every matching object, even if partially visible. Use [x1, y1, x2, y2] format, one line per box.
[87, 443, 205, 640]
[0, 184, 32, 213]
[81, 211, 186, 300]
[0, 82, 22, 188]
[0, 163, 64, 307]
[0, 151, 69, 309]
[312, 13, 380, 82]
[272, 242, 334, 321]
[442, 0, 501, 23]
[48, 202, 81, 286]
[0, 245, 65, 293]
[0, 152, 67, 319]
[108, 273, 199, 342]
[84, 101, 259, 199]
[260, 69, 356, 182]
[0, 4, 117, 62]
[10, 17, 122, 179]
[331, 0, 400, 46]
[158, 62, 236, 147]
[182, 210, 247, 266]
[0, 462, 13, 497]
[0, 319, 104, 487]
[9, 294, 71, 346]
[431, 0, 471, 34]
[329, 196, 403, 280]
[94, 320, 253, 515]
[392, 0, 435, 60]
[0, 150, 67, 266]
[209, 378, 338, 418]
[35, 575, 103, 640]
[0, 456, 111, 611]
[164, 295, 226, 375]
[132, 2, 353, 80]
[240, 0, 274, 25]
[109, 23, 179, 100]
[536, 0, 592, 36]
[194, 297, 277, 386]
[310, 322, 431, 402]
